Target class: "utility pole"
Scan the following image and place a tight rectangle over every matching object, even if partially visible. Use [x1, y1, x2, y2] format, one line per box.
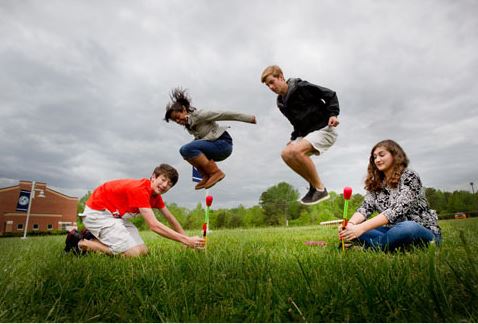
[284, 187, 292, 227]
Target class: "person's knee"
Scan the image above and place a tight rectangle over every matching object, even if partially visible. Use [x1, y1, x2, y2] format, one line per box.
[180, 144, 202, 160]
[123, 244, 148, 257]
[280, 147, 290, 161]
[78, 239, 89, 251]
[179, 145, 191, 159]
[134, 244, 149, 256]
[281, 145, 299, 161]
[395, 221, 421, 233]
[78, 238, 113, 255]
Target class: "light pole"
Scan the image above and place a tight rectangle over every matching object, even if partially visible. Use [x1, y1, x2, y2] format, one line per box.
[282, 193, 288, 227]
[284, 187, 293, 227]
[284, 200, 289, 227]
[22, 181, 45, 239]
[471, 182, 475, 195]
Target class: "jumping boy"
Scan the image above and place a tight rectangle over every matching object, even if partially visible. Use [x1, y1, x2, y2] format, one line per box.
[64, 164, 205, 256]
[261, 65, 340, 205]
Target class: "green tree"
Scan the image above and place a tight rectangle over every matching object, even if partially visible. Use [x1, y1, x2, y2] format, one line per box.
[245, 205, 265, 227]
[450, 190, 476, 212]
[76, 191, 92, 229]
[259, 182, 302, 226]
[226, 208, 243, 228]
[77, 191, 91, 214]
[213, 210, 227, 228]
[425, 187, 446, 213]
[164, 203, 188, 226]
[184, 203, 204, 230]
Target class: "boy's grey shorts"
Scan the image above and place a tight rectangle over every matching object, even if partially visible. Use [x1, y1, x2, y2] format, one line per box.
[294, 126, 338, 155]
[80, 206, 144, 254]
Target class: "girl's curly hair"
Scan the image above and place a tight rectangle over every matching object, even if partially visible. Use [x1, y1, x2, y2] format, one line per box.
[164, 87, 196, 123]
[364, 139, 409, 192]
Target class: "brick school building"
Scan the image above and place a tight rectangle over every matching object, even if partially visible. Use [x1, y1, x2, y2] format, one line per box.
[0, 181, 78, 235]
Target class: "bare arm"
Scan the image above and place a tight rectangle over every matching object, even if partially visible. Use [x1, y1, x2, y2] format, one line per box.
[159, 206, 185, 235]
[348, 212, 366, 225]
[339, 213, 389, 241]
[139, 208, 204, 248]
[338, 211, 365, 238]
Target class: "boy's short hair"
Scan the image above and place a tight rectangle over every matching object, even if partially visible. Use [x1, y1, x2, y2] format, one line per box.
[153, 164, 179, 186]
[261, 65, 284, 83]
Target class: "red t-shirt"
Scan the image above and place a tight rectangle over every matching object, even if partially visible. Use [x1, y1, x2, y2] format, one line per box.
[86, 178, 165, 217]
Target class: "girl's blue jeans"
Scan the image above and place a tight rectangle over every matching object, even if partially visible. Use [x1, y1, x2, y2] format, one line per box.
[179, 131, 233, 161]
[357, 221, 441, 252]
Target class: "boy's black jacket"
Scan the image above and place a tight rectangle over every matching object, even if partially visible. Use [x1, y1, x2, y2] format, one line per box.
[277, 78, 340, 140]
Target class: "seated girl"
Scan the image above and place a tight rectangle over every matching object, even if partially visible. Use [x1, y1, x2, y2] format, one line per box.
[339, 139, 441, 252]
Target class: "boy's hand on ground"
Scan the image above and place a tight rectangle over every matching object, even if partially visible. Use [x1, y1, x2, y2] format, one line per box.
[328, 116, 339, 127]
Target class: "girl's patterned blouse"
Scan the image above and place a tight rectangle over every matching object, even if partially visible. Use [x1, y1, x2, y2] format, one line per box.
[357, 168, 441, 236]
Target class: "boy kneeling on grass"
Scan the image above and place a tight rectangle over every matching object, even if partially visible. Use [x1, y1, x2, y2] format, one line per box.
[65, 164, 205, 257]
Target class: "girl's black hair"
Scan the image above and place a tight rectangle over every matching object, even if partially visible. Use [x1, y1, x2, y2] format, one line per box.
[164, 88, 196, 123]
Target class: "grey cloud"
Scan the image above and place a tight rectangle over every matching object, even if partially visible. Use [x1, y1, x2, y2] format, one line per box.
[1, 0, 477, 208]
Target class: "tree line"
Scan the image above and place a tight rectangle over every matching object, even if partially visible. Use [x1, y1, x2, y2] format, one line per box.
[77, 182, 478, 231]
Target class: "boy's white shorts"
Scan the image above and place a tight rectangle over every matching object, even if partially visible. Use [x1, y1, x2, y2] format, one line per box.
[295, 126, 338, 155]
[81, 206, 145, 254]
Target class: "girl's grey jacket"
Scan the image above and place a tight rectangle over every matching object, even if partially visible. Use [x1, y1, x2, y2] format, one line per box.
[186, 109, 255, 140]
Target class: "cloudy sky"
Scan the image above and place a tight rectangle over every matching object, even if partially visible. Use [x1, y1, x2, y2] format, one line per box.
[1, 0, 477, 209]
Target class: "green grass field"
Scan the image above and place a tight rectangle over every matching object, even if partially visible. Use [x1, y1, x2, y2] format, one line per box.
[1, 218, 477, 322]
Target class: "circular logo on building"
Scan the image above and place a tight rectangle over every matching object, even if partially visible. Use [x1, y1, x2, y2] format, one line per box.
[18, 196, 30, 206]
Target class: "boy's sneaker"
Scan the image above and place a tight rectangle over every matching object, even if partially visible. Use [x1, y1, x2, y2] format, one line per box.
[64, 229, 82, 255]
[300, 186, 330, 205]
[80, 228, 95, 241]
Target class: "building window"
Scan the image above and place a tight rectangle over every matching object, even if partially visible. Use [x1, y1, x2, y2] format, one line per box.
[17, 224, 23, 230]
[33, 224, 39, 231]
[58, 222, 72, 230]
[47, 224, 53, 230]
